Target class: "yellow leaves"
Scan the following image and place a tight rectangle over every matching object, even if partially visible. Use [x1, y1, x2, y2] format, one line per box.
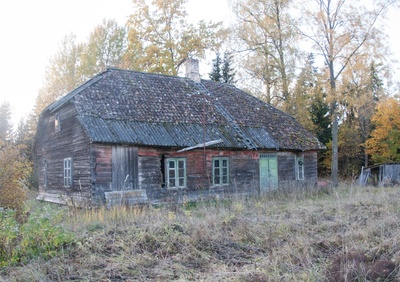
[0, 141, 28, 212]
[365, 98, 400, 163]
[126, 0, 226, 75]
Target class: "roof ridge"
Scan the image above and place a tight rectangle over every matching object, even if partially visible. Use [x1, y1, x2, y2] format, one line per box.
[44, 69, 109, 114]
[107, 67, 193, 81]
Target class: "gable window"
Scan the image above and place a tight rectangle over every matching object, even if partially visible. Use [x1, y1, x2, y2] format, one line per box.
[63, 158, 72, 187]
[167, 158, 186, 188]
[213, 157, 229, 186]
[55, 112, 60, 132]
[296, 156, 304, 180]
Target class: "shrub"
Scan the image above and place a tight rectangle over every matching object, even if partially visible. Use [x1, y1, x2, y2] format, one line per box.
[0, 140, 30, 218]
[0, 202, 75, 267]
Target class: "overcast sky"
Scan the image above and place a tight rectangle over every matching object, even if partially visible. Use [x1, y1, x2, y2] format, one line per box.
[0, 0, 398, 126]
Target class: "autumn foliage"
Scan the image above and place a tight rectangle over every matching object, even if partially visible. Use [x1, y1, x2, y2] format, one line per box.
[365, 98, 400, 163]
[0, 140, 29, 216]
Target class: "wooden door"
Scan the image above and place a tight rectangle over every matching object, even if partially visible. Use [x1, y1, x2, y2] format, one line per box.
[259, 154, 278, 191]
[112, 146, 138, 191]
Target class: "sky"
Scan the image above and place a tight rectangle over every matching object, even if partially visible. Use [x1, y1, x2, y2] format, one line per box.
[0, 0, 398, 127]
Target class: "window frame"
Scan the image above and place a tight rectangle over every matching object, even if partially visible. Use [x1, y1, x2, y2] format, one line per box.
[55, 112, 61, 133]
[166, 158, 186, 189]
[63, 157, 72, 187]
[296, 156, 304, 181]
[212, 157, 229, 186]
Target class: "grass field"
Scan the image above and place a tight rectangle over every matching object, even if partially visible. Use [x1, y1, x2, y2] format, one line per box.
[1, 184, 400, 281]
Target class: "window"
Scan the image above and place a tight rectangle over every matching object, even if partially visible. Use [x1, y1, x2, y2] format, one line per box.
[213, 157, 229, 186]
[296, 156, 304, 180]
[167, 158, 186, 188]
[63, 158, 72, 187]
[55, 112, 60, 132]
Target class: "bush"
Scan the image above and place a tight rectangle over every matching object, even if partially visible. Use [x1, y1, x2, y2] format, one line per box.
[0, 202, 75, 267]
[0, 140, 30, 217]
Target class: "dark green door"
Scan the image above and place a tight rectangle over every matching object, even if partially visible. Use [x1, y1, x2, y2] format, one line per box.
[259, 154, 278, 191]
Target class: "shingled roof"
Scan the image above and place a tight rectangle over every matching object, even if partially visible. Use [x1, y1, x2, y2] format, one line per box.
[45, 68, 325, 151]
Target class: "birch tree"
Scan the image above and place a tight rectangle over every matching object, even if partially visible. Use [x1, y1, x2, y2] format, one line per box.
[34, 19, 128, 116]
[300, 0, 396, 186]
[124, 0, 226, 75]
[79, 19, 128, 81]
[231, 0, 297, 105]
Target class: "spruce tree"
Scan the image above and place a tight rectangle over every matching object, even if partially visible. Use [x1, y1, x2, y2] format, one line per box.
[221, 53, 235, 84]
[209, 52, 235, 84]
[209, 53, 222, 82]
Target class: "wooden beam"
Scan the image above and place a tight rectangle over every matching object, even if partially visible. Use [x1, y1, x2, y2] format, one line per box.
[177, 139, 224, 152]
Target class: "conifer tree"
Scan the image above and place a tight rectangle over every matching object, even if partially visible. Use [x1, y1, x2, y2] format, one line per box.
[209, 53, 222, 82]
[209, 52, 235, 84]
[221, 53, 236, 84]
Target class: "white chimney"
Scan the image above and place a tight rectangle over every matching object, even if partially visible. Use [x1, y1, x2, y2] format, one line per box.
[185, 58, 201, 83]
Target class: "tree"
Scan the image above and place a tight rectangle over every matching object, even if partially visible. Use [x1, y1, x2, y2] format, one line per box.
[231, 0, 297, 105]
[34, 34, 84, 117]
[221, 53, 236, 84]
[339, 61, 386, 168]
[79, 19, 128, 81]
[0, 101, 12, 141]
[300, 0, 395, 186]
[124, 0, 226, 75]
[365, 98, 400, 163]
[0, 140, 29, 218]
[287, 53, 320, 130]
[34, 19, 128, 117]
[209, 52, 236, 84]
[209, 53, 223, 82]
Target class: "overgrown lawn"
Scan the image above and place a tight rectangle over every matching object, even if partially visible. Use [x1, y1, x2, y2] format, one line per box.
[2, 185, 400, 281]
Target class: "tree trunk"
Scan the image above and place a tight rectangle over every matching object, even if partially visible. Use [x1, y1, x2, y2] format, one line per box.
[331, 107, 339, 186]
[329, 59, 339, 187]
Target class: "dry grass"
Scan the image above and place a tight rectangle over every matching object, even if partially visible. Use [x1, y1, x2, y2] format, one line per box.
[2, 184, 400, 281]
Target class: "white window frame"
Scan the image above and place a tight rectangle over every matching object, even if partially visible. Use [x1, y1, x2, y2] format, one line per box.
[63, 157, 72, 187]
[213, 157, 229, 186]
[167, 158, 186, 188]
[296, 156, 304, 180]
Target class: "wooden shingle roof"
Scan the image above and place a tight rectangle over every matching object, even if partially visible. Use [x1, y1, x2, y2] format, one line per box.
[45, 68, 325, 151]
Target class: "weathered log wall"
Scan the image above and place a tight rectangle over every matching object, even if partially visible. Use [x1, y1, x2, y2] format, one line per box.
[35, 103, 92, 205]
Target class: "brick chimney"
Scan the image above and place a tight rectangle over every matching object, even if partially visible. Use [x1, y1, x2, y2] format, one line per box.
[185, 58, 201, 83]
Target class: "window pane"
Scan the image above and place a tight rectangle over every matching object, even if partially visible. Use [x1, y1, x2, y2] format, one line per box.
[178, 160, 184, 169]
[222, 159, 227, 168]
[169, 178, 175, 187]
[214, 159, 220, 168]
[222, 167, 228, 184]
[169, 161, 175, 168]
[179, 178, 184, 187]
[178, 168, 185, 178]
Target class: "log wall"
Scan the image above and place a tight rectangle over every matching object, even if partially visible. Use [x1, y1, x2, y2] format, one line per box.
[35, 103, 92, 204]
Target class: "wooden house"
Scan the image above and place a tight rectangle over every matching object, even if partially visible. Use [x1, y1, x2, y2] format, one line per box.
[34, 59, 325, 206]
